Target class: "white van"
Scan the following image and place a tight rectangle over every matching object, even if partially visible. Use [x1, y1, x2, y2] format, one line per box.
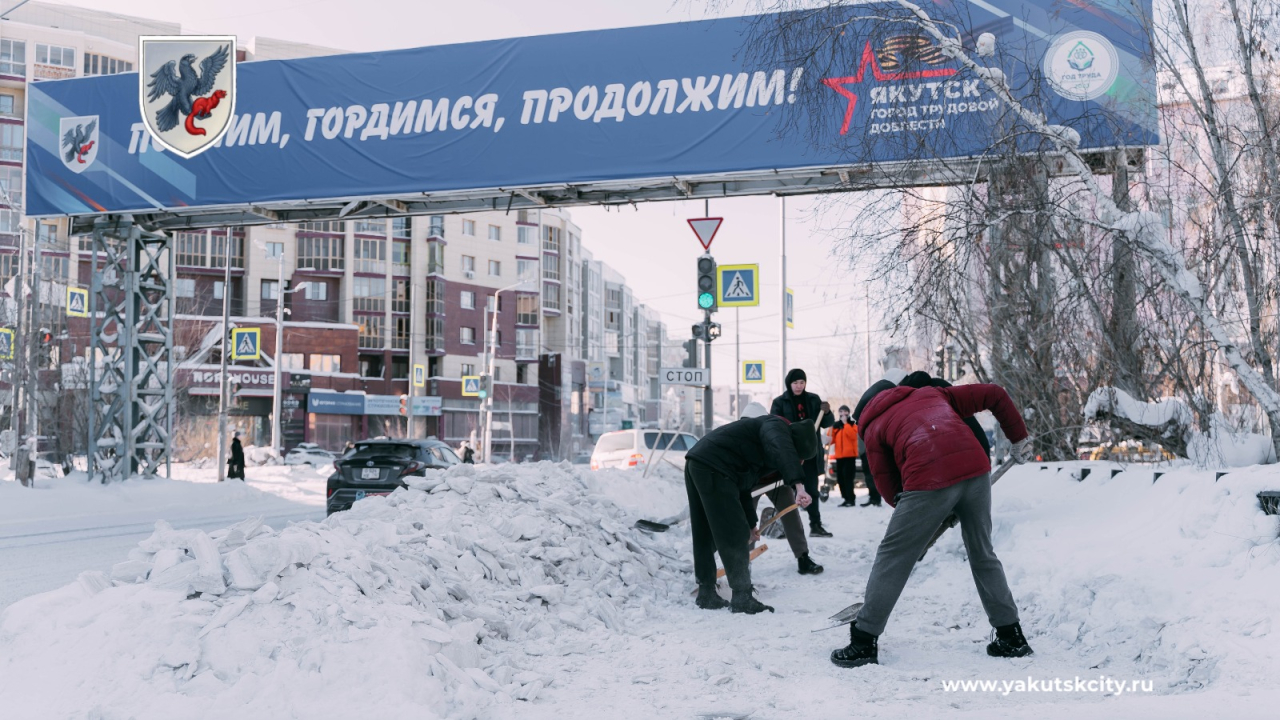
[590, 429, 700, 471]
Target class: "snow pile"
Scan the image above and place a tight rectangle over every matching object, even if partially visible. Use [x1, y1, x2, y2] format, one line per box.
[0, 462, 690, 719]
[1083, 387, 1195, 429]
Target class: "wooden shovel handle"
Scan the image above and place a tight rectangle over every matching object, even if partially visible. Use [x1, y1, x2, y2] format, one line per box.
[759, 504, 799, 532]
[716, 543, 767, 579]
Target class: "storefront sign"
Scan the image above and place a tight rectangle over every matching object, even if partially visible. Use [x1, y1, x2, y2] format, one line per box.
[308, 392, 366, 415]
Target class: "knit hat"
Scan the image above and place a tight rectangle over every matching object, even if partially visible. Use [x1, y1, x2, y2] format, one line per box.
[785, 368, 807, 386]
[789, 422, 820, 460]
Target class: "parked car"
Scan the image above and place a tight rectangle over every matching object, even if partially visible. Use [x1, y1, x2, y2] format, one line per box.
[285, 443, 338, 467]
[590, 429, 699, 471]
[1086, 440, 1177, 464]
[326, 438, 460, 515]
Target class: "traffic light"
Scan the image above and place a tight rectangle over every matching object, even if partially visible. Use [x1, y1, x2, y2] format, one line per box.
[399, 394, 409, 416]
[706, 322, 722, 341]
[696, 254, 717, 313]
[935, 346, 946, 378]
[682, 339, 698, 368]
[478, 373, 493, 400]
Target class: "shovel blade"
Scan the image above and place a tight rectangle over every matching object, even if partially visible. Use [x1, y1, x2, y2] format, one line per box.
[634, 519, 670, 532]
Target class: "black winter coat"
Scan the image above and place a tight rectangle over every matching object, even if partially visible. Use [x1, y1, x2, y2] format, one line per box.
[686, 415, 807, 526]
[770, 390, 832, 475]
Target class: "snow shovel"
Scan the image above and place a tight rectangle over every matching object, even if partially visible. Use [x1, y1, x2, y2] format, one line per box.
[759, 503, 799, 533]
[634, 519, 671, 532]
[812, 602, 864, 633]
[717, 543, 768, 579]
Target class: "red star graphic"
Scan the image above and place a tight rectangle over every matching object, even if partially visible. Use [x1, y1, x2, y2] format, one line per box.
[823, 41, 959, 135]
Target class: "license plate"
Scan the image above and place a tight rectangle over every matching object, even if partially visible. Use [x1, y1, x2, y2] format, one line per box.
[361, 468, 381, 480]
[355, 490, 388, 501]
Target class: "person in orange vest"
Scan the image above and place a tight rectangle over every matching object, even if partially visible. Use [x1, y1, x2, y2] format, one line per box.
[828, 405, 861, 507]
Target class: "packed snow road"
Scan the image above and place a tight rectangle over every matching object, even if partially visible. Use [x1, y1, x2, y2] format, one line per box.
[0, 460, 1277, 719]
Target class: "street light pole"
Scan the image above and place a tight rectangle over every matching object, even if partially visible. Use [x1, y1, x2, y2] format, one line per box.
[270, 252, 285, 456]
[483, 281, 526, 463]
[216, 232, 231, 482]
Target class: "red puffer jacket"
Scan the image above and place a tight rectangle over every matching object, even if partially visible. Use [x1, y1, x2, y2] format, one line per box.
[860, 384, 1028, 506]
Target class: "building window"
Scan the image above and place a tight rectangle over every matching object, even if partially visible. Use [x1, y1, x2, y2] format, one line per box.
[0, 95, 13, 116]
[41, 254, 67, 280]
[297, 235, 344, 271]
[392, 217, 411, 239]
[543, 282, 561, 310]
[353, 276, 385, 312]
[517, 226, 533, 245]
[428, 215, 444, 237]
[425, 278, 444, 314]
[360, 355, 384, 378]
[1, 124, 24, 162]
[304, 281, 327, 301]
[298, 220, 345, 233]
[542, 253, 559, 280]
[494, 366, 502, 382]
[516, 294, 539, 325]
[517, 329, 538, 360]
[460, 290, 475, 310]
[37, 222, 57, 245]
[462, 219, 476, 236]
[488, 225, 501, 241]
[83, 53, 132, 76]
[488, 259, 501, 277]
[175, 231, 208, 267]
[309, 354, 341, 373]
[355, 237, 385, 274]
[462, 255, 476, 274]
[353, 219, 385, 235]
[0, 40, 25, 78]
[265, 242, 284, 258]
[425, 316, 444, 353]
[214, 281, 225, 300]
[392, 316, 411, 350]
[36, 44, 76, 69]
[358, 314, 384, 349]
[261, 279, 279, 301]
[281, 353, 304, 370]
[461, 363, 475, 377]
[391, 356, 409, 379]
[542, 225, 561, 253]
[0, 253, 16, 286]
[486, 294, 500, 313]
[517, 259, 537, 282]
[460, 327, 476, 345]
[391, 240, 410, 275]
[174, 278, 196, 298]
[0, 166, 21, 207]
[427, 239, 445, 275]
[392, 279, 410, 313]
[210, 234, 245, 268]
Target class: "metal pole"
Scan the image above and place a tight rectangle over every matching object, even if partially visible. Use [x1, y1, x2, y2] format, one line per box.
[703, 310, 713, 432]
[270, 253, 284, 455]
[484, 290, 501, 462]
[407, 277, 416, 439]
[735, 306, 740, 418]
[10, 216, 27, 481]
[216, 232, 231, 482]
[864, 281, 871, 388]
[26, 221, 42, 482]
[780, 195, 787, 380]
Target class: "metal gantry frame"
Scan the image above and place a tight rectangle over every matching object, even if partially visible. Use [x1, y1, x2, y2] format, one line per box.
[87, 216, 175, 482]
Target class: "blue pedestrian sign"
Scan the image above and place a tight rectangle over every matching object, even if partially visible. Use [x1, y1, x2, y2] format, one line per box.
[66, 287, 89, 318]
[742, 361, 766, 384]
[413, 363, 426, 388]
[0, 328, 13, 360]
[785, 288, 794, 329]
[230, 327, 261, 360]
[461, 375, 481, 397]
[717, 264, 759, 308]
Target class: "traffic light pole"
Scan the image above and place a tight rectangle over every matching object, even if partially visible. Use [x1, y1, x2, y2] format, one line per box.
[702, 310, 713, 434]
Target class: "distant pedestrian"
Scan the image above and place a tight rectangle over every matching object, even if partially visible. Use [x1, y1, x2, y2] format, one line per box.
[770, 368, 835, 537]
[828, 405, 860, 507]
[461, 442, 476, 464]
[831, 380, 1034, 668]
[227, 432, 246, 481]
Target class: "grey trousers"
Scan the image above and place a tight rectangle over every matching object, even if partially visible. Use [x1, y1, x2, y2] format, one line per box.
[854, 472, 1019, 636]
[749, 484, 808, 558]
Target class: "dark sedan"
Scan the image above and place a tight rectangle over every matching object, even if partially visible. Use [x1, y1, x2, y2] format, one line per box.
[326, 438, 460, 515]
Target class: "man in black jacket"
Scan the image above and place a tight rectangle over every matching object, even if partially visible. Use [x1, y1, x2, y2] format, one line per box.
[770, 369, 835, 536]
[685, 414, 820, 614]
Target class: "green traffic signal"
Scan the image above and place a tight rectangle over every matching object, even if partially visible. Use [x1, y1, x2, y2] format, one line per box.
[698, 292, 714, 309]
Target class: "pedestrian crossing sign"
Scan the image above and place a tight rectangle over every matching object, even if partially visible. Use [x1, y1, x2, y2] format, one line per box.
[230, 327, 261, 360]
[66, 287, 89, 318]
[461, 375, 481, 397]
[742, 360, 765, 384]
[0, 328, 12, 360]
[785, 287, 794, 329]
[413, 364, 426, 388]
[717, 264, 759, 307]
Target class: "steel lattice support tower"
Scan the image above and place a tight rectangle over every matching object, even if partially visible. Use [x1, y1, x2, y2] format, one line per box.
[87, 216, 174, 482]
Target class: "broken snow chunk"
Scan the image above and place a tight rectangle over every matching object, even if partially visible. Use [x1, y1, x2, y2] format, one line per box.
[110, 559, 153, 583]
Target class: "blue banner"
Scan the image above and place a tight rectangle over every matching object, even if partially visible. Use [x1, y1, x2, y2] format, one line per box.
[308, 392, 366, 415]
[25, 1, 1157, 217]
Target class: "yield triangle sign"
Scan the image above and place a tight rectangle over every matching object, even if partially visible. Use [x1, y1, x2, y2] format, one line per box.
[687, 217, 723, 251]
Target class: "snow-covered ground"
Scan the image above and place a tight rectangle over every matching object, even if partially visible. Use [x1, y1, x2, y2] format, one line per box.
[0, 460, 1277, 718]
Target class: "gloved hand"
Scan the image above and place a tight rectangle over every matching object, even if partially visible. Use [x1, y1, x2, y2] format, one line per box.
[1012, 437, 1034, 464]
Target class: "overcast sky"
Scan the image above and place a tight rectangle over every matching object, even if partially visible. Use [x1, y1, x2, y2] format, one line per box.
[58, 0, 887, 406]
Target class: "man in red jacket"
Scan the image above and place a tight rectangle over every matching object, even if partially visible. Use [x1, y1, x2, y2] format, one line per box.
[831, 382, 1035, 668]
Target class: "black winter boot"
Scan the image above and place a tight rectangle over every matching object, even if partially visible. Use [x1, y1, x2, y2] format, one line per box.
[809, 523, 833, 538]
[831, 623, 879, 668]
[797, 553, 824, 575]
[730, 589, 774, 615]
[695, 584, 729, 610]
[987, 622, 1034, 658]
